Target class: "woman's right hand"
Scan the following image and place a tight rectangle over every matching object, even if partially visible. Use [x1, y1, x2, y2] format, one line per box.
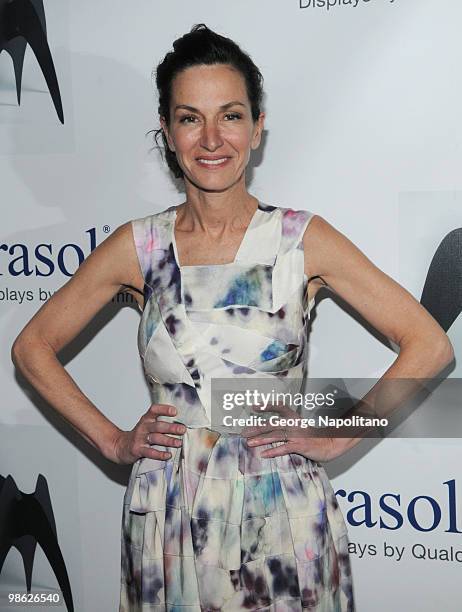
[108, 403, 187, 465]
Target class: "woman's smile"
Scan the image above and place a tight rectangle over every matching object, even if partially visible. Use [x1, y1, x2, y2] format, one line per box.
[196, 156, 232, 168]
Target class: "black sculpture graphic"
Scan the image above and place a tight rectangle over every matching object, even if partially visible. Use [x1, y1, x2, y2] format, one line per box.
[0, 474, 74, 612]
[0, 0, 64, 123]
[420, 227, 462, 333]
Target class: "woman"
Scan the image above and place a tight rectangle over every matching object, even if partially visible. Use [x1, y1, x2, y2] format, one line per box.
[11, 23, 453, 612]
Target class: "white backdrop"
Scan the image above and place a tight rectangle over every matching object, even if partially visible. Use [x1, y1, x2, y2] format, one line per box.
[1, 1, 461, 610]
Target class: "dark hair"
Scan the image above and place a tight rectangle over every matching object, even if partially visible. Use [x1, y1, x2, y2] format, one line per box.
[148, 23, 264, 179]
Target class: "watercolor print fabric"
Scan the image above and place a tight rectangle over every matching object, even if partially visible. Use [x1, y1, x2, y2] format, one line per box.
[119, 202, 355, 611]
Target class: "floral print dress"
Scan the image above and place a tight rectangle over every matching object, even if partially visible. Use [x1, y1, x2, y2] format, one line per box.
[119, 201, 355, 611]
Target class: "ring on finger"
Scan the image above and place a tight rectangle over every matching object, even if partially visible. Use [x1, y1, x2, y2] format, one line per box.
[146, 432, 151, 445]
[283, 427, 288, 443]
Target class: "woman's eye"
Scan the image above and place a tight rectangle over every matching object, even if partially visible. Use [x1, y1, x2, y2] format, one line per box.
[178, 112, 242, 124]
[179, 115, 197, 124]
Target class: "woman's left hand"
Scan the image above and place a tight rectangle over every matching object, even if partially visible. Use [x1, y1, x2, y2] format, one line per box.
[241, 404, 348, 463]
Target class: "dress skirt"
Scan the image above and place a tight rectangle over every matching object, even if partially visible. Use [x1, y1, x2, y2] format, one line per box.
[119, 427, 355, 611]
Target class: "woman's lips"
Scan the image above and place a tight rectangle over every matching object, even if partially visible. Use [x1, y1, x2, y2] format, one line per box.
[196, 157, 231, 169]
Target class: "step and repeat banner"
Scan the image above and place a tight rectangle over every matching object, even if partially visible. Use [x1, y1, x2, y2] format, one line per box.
[1, 1, 460, 610]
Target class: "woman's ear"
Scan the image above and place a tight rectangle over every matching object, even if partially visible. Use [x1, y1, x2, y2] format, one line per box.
[251, 112, 265, 150]
[160, 116, 175, 152]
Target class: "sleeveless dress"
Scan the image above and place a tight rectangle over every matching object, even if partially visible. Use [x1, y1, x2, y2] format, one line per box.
[119, 202, 355, 611]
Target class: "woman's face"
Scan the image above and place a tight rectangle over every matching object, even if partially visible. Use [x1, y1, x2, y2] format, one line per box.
[160, 63, 265, 191]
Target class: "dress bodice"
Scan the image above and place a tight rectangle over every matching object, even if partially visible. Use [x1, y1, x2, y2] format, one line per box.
[131, 201, 315, 430]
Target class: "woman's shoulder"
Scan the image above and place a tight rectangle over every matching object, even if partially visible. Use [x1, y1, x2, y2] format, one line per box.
[129, 206, 177, 250]
[260, 203, 318, 251]
[260, 202, 316, 225]
[131, 205, 176, 227]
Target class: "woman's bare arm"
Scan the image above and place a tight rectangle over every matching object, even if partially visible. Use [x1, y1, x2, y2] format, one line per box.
[10, 221, 185, 464]
[303, 214, 454, 374]
[301, 215, 454, 451]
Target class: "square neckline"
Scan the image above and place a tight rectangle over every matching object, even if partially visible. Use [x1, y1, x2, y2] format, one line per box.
[170, 200, 265, 270]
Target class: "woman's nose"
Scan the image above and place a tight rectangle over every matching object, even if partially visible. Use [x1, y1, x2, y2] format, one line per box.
[200, 122, 224, 150]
